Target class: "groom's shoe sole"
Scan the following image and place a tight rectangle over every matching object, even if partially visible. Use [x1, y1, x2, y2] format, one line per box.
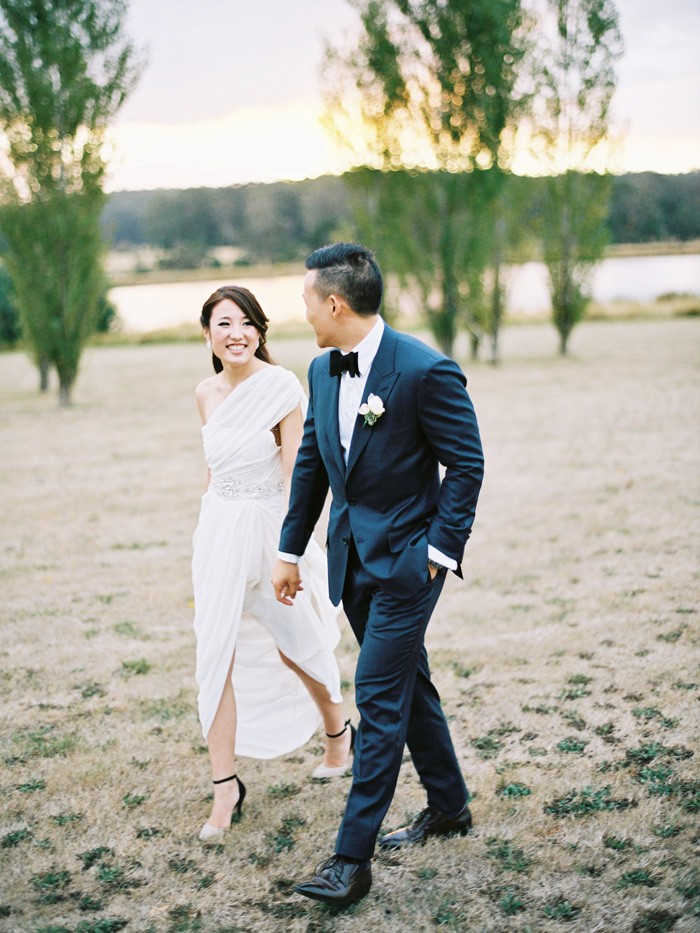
[379, 804, 473, 850]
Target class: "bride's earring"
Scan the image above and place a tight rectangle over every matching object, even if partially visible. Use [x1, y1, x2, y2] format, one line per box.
[206, 340, 212, 349]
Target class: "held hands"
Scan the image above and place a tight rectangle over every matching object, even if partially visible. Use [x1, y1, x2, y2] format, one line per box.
[272, 559, 304, 605]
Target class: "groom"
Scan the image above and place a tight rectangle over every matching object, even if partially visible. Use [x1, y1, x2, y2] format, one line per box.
[272, 243, 484, 907]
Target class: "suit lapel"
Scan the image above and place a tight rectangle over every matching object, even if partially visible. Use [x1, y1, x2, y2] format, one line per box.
[346, 325, 400, 478]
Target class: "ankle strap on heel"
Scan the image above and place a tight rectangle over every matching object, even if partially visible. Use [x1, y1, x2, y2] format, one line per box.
[325, 719, 351, 739]
[212, 772, 237, 785]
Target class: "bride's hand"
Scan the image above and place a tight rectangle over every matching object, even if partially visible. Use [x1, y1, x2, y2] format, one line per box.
[272, 559, 304, 605]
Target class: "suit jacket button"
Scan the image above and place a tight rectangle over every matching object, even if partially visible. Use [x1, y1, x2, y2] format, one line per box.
[348, 498, 357, 506]
[342, 536, 349, 544]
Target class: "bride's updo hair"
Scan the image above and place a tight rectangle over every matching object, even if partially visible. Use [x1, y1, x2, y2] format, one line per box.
[200, 285, 275, 373]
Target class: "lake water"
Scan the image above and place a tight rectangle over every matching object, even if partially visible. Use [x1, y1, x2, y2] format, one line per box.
[110, 253, 700, 333]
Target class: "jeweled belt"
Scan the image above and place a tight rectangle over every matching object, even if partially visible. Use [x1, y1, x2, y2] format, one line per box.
[210, 472, 284, 500]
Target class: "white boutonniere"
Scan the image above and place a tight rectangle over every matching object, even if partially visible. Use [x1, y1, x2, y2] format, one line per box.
[358, 393, 385, 427]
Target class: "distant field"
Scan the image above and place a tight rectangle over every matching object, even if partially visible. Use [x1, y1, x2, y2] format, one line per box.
[0, 318, 698, 932]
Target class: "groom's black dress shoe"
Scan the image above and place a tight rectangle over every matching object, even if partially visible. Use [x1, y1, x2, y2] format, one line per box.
[379, 803, 473, 850]
[294, 855, 372, 908]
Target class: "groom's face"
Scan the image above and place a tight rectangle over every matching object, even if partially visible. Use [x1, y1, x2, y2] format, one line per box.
[303, 270, 338, 348]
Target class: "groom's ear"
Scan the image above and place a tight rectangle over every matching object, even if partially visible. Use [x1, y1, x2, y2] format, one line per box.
[328, 293, 343, 317]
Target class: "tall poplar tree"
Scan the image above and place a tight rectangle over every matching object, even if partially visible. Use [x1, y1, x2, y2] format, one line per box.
[324, 0, 526, 357]
[0, 0, 142, 404]
[529, 0, 622, 354]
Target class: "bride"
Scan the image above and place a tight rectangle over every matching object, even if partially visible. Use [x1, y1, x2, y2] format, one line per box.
[192, 285, 353, 843]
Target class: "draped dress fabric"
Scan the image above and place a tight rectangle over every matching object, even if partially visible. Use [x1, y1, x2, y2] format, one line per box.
[192, 365, 341, 758]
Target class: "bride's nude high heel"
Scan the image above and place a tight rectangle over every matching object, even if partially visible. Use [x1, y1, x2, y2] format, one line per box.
[198, 773, 246, 843]
[312, 719, 355, 779]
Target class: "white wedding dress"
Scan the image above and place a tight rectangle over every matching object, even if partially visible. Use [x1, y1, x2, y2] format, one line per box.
[192, 365, 341, 757]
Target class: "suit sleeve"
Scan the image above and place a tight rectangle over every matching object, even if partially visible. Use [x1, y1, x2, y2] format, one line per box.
[278, 359, 331, 556]
[417, 357, 484, 566]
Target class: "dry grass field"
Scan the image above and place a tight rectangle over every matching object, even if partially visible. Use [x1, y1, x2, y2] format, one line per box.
[0, 317, 698, 933]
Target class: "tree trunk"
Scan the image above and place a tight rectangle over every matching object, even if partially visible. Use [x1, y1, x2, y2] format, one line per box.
[39, 356, 50, 392]
[489, 217, 505, 366]
[470, 331, 480, 360]
[437, 332, 454, 358]
[58, 379, 72, 407]
[559, 330, 569, 355]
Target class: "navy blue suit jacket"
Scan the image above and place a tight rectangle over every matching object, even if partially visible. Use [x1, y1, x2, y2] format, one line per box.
[280, 324, 484, 606]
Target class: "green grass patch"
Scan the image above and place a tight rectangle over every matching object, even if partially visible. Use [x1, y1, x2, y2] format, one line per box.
[471, 734, 504, 758]
[632, 706, 662, 721]
[631, 911, 682, 933]
[96, 862, 142, 891]
[78, 847, 115, 870]
[14, 724, 79, 759]
[603, 835, 632, 850]
[77, 895, 105, 912]
[543, 899, 580, 921]
[656, 627, 685, 642]
[498, 783, 531, 798]
[559, 685, 591, 700]
[121, 658, 152, 676]
[136, 826, 164, 839]
[268, 815, 305, 853]
[75, 681, 107, 699]
[142, 695, 190, 721]
[30, 868, 72, 904]
[557, 736, 589, 754]
[560, 710, 586, 730]
[169, 856, 197, 874]
[433, 897, 468, 929]
[544, 785, 635, 818]
[266, 782, 301, 798]
[17, 778, 45, 793]
[75, 919, 129, 932]
[52, 811, 84, 826]
[113, 620, 150, 639]
[624, 742, 693, 767]
[122, 791, 149, 808]
[485, 837, 532, 873]
[1, 828, 31, 848]
[618, 869, 659, 888]
[497, 887, 525, 915]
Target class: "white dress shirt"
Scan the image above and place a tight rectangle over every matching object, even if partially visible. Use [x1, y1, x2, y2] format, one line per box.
[338, 317, 384, 463]
[280, 316, 455, 571]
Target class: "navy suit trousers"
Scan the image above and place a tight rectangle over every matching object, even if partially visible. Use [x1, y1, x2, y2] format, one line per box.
[335, 541, 469, 860]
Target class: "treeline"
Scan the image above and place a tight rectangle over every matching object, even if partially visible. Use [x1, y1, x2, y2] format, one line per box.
[102, 171, 700, 264]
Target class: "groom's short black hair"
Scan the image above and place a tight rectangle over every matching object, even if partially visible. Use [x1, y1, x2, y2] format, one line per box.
[305, 242, 383, 316]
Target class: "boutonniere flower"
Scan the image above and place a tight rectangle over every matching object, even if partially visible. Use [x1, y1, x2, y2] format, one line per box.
[358, 393, 385, 427]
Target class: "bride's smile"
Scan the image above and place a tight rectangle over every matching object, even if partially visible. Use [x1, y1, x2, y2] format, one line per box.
[207, 298, 261, 371]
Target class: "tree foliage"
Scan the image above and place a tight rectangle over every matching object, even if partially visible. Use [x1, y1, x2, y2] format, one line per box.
[528, 0, 622, 353]
[0, 0, 142, 403]
[323, 0, 527, 356]
[100, 171, 700, 259]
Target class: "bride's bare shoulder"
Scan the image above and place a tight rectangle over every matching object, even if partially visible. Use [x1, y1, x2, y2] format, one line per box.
[195, 375, 216, 399]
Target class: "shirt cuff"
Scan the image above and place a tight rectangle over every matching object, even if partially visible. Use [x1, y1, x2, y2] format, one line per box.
[428, 546, 457, 571]
[278, 551, 300, 564]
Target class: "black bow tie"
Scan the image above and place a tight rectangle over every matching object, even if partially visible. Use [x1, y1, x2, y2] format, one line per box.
[330, 349, 360, 378]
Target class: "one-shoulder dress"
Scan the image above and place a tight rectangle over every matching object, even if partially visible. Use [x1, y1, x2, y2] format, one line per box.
[192, 365, 341, 757]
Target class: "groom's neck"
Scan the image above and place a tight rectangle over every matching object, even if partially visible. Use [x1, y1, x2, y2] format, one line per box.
[335, 313, 380, 353]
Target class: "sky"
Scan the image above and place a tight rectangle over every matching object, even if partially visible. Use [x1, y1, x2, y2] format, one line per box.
[107, 0, 700, 192]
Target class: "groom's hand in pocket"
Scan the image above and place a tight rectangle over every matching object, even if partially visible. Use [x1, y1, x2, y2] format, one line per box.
[272, 559, 304, 605]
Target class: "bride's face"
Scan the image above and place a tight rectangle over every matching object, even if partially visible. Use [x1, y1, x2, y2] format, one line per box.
[207, 299, 261, 368]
